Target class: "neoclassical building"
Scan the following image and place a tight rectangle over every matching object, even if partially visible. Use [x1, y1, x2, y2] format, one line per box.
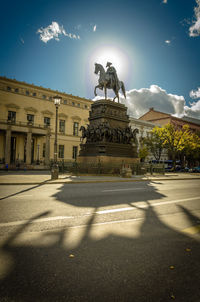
[0, 76, 92, 169]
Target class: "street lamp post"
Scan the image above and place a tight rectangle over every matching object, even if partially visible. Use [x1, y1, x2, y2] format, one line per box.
[51, 95, 62, 180]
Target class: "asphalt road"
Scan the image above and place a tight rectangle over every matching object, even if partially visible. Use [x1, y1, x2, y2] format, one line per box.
[0, 179, 200, 301]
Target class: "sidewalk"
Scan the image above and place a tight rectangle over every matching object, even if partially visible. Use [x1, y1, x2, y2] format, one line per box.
[0, 170, 200, 185]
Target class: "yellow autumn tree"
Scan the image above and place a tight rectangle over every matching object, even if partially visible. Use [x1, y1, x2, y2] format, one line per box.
[152, 124, 200, 169]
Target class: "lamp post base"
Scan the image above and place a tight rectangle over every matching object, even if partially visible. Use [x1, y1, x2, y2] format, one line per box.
[51, 164, 59, 180]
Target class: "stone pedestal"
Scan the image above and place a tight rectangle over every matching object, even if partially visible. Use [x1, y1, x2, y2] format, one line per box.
[78, 99, 139, 167]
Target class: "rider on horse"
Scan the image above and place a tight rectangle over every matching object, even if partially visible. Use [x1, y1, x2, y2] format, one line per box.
[106, 62, 120, 91]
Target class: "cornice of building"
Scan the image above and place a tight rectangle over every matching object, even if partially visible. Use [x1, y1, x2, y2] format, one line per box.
[0, 75, 93, 104]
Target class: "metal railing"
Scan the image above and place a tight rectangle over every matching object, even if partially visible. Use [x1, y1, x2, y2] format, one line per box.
[51, 160, 165, 175]
[0, 119, 51, 130]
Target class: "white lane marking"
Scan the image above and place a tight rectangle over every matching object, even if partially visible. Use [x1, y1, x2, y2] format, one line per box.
[95, 196, 200, 215]
[17, 195, 33, 197]
[0, 196, 199, 228]
[67, 217, 144, 229]
[102, 188, 143, 192]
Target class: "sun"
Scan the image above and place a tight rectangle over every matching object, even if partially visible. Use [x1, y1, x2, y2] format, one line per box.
[89, 44, 129, 81]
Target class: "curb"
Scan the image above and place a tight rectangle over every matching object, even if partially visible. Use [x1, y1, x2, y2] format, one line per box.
[0, 177, 200, 185]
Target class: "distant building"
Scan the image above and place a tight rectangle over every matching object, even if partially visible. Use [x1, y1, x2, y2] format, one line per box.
[139, 107, 200, 133]
[0, 76, 92, 169]
[129, 117, 168, 162]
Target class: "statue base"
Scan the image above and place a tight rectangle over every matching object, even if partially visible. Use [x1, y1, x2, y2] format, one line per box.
[79, 142, 137, 157]
[77, 155, 139, 165]
[78, 99, 139, 173]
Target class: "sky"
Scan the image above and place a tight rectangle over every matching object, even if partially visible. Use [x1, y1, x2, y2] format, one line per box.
[0, 0, 200, 119]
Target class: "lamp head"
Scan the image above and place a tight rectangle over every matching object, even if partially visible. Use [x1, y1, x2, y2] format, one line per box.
[53, 95, 62, 106]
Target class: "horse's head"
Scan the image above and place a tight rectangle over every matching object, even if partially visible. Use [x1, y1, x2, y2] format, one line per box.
[94, 63, 99, 74]
[94, 63, 104, 75]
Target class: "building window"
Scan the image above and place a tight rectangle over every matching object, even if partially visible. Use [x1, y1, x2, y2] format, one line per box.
[33, 92, 37, 97]
[27, 114, 34, 124]
[73, 122, 79, 136]
[84, 105, 88, 109]
[77, 103, 80, 107]
[44, 117, 50, 127]
[63, 100, 67, 105]
[15, 88, 19, 93]
[59, 145, 64, 158]
[43, 143, 46, 157]
[59, 120, 65, 133]
[7, 86, 11, 91]
[8, 111, 16, 123]
[72, 146, 78, 159]
[72, 102, 75, 106]
[26, 90, 29, 96]
[42, 95, 46, 99]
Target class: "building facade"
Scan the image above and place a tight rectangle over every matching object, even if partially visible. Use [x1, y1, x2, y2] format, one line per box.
[0, 77, 92, 169]
[139, 108, 200, 133]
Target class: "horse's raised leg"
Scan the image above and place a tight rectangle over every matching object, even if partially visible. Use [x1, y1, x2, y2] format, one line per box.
[94, 85, 98, 96]
[113, 88, 119, 103]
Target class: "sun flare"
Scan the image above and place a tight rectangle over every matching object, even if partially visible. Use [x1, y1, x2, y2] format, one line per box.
[89, 45, 129, 80]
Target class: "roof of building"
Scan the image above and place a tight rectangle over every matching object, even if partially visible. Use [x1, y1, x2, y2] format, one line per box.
[139, 108, 200, 127]
[181, 116, 200, 126]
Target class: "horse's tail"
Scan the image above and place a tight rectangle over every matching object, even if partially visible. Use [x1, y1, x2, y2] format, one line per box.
[121, 81, 126, 99]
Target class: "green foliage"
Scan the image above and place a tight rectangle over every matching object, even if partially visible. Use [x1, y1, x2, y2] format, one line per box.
[152, 124, 200, 166]
[143, 127, 164, 161]
[138, 145, 149, 161]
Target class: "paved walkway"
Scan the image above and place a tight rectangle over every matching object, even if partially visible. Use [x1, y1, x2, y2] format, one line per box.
[0, 170, 200, 185]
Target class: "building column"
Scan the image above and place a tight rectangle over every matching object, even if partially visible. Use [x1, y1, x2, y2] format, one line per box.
[45, 133, 50, 166]
[26, 131, 32, 165]
[5, 128, 11, 165]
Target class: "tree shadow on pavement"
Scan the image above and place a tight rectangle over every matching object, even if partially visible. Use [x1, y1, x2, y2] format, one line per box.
[0, 180, 50, 201]
[0, 202, 200, 301]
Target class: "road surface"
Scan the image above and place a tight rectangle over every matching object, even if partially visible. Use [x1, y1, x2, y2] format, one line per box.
[0, 179, 200, 301]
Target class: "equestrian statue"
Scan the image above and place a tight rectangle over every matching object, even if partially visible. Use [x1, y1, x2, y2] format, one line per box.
[94, 62, 126, 103]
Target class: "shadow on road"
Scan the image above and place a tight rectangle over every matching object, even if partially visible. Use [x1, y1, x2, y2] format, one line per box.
[0, 180, 51, 201]
[52, 181, 167, 208]
[0, 200, 199, 301]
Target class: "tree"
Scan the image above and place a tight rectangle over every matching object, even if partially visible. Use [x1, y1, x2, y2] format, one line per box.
[143, 127, 165, 162]
[138, 145, 149, 162]
[181, 126, 200, 166]
[156, 124, 200, 169]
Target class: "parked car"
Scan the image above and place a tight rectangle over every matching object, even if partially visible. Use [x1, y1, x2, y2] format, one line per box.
[191, 166, 200, 173]
[165, 165, 173, 172]
[180, 167, 190, 172]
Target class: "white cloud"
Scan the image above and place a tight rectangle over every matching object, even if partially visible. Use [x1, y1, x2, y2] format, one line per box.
[184, 100, 200, 118]
[165, 40, 171, 44]
[111, 85, 200, 119]
[93, 25, 97, 32]
[37, 21, 80, 43]
[190, 87, 200, 99]
[189, 0, 200, 37]
[163, 0, 167, 3]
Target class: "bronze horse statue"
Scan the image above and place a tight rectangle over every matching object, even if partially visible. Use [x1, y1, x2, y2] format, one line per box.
[94, 63, 126, 103]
